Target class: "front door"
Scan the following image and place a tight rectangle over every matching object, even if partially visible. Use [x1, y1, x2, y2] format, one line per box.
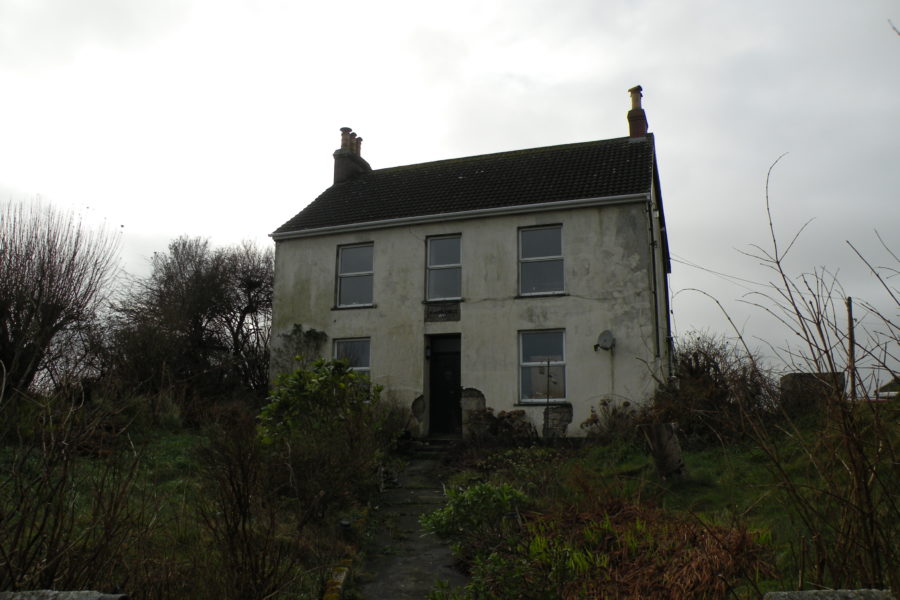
[429, 335, 461, 435]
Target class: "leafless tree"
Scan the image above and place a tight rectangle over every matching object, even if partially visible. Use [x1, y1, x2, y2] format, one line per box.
[0, 201, 119, 402]
[109, 236, 272, 407]
[217, 240, 273, 392]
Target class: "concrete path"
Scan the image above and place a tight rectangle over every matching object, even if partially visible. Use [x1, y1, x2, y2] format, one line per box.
[354, 441, 468, 599]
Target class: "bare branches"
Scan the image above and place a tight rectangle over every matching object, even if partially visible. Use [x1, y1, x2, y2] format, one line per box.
[847, 239, 899, 307]
[107, 236, 273, 413]
[764, 152, 790, 263]
[0, 201, 120, 400]
[681, 155, 900, 590]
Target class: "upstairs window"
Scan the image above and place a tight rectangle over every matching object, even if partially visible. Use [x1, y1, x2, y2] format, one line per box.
[337, 243, 373, 306]
[427, 235, 461, 300]
[519, 226, 564, 295]
[334, 338, 371, 376]
[520, 330, 566, 402]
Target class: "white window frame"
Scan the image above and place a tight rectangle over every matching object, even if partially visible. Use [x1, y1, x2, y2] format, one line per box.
[518, 225, 564, 295]
[519, 329, 566, 403]
[333, 337, 371, 377]
[426, 235, 462, 301]
[336, 243, 374, 307]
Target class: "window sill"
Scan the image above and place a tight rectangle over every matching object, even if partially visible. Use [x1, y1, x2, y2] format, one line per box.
[515, 292, 568, 299]
[515, 399, 570, 406]
[423, 298, 464, 304]
[332, 304, 377, 311]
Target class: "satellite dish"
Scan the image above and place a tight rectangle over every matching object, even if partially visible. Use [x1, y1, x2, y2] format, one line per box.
[594, 330, 615, 351]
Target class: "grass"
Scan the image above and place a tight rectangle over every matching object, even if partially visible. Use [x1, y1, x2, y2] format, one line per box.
[1, 420, 336, 599]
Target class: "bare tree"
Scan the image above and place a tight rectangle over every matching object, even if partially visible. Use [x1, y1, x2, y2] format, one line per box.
[0, 201, 119, 401]
[108, 236, 272, 408]
[217, 240, 273, 392]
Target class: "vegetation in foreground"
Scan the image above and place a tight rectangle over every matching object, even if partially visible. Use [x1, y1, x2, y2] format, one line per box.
[422, 384, 900, 600]
[0, 360, 404, 599]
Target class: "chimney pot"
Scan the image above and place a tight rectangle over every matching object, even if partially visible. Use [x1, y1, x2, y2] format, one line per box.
[628, 85, 643, 109]
[627, 85, 648, 137]
[333, 126, 372, 184]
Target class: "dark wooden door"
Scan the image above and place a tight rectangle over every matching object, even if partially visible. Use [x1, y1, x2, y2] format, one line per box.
[429, 335, 461, 435]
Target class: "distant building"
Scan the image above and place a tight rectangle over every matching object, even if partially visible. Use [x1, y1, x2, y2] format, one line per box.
[271, 86, 672, 437]
[876, 377, 899, 400]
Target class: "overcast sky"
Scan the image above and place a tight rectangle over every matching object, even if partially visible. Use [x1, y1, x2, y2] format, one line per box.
[1, 0, 898, 375]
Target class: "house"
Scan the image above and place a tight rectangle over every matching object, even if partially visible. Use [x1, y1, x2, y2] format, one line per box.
[875, 377, 898, 400]
[270, 86, 672, 438]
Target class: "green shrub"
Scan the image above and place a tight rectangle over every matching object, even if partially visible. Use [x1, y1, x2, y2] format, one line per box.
[258, 359, 404, 516]
[421, 482, 528, 561]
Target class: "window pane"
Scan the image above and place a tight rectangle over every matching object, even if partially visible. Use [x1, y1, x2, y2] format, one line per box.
[340, 245, 373, 274]
[427, 267, 461, 299]
[521, 228, 561, 259]
[339, 274, 373, 305]
[521, 331, 564, 363]
[521, 365, 566, 400]
[335, 339, 370, 369]
[429, 237, 460, 266]
[521, 260, 564, 294]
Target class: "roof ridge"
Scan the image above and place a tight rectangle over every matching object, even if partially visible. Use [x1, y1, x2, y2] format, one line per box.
[372, 136, 641, 174]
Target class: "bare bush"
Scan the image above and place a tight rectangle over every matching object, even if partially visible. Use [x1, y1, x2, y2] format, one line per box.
[196, 405, 310, 599]
[0, 394, 146, 591]
[652, 332, 780, 448]
[709, 157, 898, 590]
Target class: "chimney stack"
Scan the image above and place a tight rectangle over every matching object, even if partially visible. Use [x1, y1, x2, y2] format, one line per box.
[627, 85, 649, 138]
[333, 127, 371, 184]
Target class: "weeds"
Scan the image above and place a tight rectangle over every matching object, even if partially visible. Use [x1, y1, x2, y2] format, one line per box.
[694, 155, 899, 590]
[197, 405, 312, 599]
[423, 458, 775, 599]
[0, 393, 146, 591]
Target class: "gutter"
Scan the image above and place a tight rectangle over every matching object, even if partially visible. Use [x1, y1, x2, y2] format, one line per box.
[646, 197, 662, 359]
[271, 193, 649, 241]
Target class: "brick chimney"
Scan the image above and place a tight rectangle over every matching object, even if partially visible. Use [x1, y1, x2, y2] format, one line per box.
[333, 127, 372, 184]
[627, 86, 649, 138]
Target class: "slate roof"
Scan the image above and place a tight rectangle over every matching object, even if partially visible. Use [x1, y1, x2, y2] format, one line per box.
[273, 134, 657, 237]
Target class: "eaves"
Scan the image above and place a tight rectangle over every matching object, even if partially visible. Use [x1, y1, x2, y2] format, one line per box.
[271, 192, 650, 241]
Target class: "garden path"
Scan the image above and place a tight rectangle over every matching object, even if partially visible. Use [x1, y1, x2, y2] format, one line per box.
[354, 439, 468, 599]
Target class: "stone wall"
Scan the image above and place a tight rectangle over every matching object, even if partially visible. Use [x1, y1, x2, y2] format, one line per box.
[0, 592, 128, 600]
[764, 591, 895, 599]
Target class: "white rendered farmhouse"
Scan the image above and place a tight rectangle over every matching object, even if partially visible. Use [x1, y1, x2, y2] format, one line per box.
[271, 86, 672, 438]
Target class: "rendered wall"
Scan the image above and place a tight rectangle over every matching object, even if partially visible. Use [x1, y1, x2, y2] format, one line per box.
[272, 199, 668, 436]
